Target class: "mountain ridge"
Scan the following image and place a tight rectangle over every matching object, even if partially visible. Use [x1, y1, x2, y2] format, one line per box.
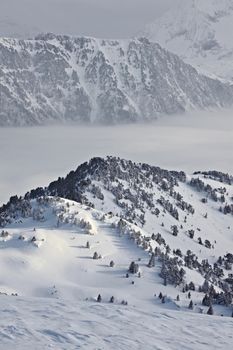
[1, 33, 233, 126]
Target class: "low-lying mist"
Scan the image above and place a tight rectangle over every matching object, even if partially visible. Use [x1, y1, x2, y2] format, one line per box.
[1, 109, 232, 204]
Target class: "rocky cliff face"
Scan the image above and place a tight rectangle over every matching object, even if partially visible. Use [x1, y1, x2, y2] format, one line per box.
[1, 33, 233, 126]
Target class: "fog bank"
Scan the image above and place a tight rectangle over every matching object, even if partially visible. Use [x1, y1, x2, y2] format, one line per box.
[1, 110, 232, 204]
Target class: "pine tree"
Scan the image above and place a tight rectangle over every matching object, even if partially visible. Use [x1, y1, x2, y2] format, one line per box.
[188, 300, 193, 310]
[109, 296, 114, 303]
[202, 294, 211, 307]
[97, 294, 102, 302]
[93, 252, 99, 259]
[189, 281, 195, 291]
[147, 253, 155, 268]
[129, 261, 139, 274]
[109, 260, 115, 267]
[202, 280, 210, 293]
[207, 305, 214, 315]
[188, 229, 194, 239]
[171, 225, 178, 236]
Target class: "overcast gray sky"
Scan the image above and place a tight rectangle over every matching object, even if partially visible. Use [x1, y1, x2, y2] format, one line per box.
[0, 0, 178, 38]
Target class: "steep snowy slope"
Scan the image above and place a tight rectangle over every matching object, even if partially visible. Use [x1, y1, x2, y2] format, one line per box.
[142, 0, 233, 81]
[1, 33, 233, 126]
[1, 157, 233, 319]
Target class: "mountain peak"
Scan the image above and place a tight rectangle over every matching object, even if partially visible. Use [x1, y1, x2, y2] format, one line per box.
[141, 0, 233, 81]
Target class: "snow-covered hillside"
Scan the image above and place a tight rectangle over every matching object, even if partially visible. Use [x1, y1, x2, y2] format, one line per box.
[141, 0, 233, 82]
[1, 156, 233, 347]
[0, 197, 158, 303]
[1, 33, 233, 126]
[1, 157, 233, 317]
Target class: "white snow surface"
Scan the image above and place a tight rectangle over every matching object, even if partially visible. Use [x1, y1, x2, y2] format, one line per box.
[0, 194, 233, 349]
[0, 296, 232, 350]
[141, 0, 233, 82]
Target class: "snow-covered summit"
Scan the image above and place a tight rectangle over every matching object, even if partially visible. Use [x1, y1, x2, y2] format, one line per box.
[141, 0, 233, 81]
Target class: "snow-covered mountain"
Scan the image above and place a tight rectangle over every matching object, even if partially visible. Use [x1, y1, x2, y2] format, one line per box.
[1, 156, 233, 322]
[1, 33, 233, 126]
[141, 0, 233, 82]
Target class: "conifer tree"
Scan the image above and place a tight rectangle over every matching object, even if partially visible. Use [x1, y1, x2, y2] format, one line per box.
[207, 305, 214, 315]
[147, 253, 155, 268]
[188, 300, 193, 310]
[109, 260, 115, 267]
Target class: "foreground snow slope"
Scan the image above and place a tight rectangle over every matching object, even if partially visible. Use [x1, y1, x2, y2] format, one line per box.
[142, 0, 233, 82]
[0, 296, 232, 350]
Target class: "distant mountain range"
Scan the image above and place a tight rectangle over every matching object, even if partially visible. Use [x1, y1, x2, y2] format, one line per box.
[141, 0, 233, 82]
[1, 33, 233, 126]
